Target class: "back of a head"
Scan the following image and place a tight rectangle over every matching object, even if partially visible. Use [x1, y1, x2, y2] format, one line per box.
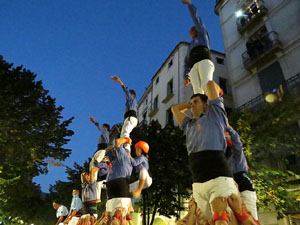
[103, 123, 111, 132]
[129, 89, 136, 98]
[189, 26, 199, 38]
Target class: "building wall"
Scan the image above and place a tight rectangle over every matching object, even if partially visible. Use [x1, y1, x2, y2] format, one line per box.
[137, 42, 231, 127]
[216, 0, 300, 107]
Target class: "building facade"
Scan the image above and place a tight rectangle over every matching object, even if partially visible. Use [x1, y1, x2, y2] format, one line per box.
[137, 41, 232, 127]
[215, 0, 300, 109]
[214, 1, 300, 224]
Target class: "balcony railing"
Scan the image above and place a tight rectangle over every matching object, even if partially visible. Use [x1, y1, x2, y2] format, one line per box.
[237, 0, 268, 33]
[242, 31, 283, 70]
[235, 72, 300, 112]
[149, 102, 159, 117]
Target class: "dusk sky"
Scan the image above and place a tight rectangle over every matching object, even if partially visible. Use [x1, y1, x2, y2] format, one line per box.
[0, 0, 225, 192]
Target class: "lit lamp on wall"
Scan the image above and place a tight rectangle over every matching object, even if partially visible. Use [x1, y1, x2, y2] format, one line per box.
[265, 85, 284, 103]
[235, 10, 243, 17]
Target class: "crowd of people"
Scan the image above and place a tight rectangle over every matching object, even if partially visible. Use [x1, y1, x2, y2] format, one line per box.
[52, 0, 262, 225]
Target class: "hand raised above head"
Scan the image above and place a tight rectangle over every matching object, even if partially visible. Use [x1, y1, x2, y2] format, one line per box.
[110, 75, 120, 82]
[181, 0, 192, 5]
[89, 116, 96, 123]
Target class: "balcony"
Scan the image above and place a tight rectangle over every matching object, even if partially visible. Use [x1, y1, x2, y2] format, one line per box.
[236, 1, 268, 33]
[235, 72, 300, 111]
[149, 103, 159, 118]
[162, 93, 174, 104]
[242, 31, 283, 70]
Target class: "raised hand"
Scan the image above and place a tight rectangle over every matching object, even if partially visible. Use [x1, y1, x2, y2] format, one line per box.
[181, 0, 192, 5]
[110, 75, 120, 82]
[90, 116, 96, 123]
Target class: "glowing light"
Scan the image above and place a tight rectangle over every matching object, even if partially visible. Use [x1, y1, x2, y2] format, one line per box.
[235, 10, 243, 18]
[265, 93, 277, 103]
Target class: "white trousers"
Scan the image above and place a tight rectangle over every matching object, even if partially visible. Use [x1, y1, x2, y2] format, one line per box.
[192, 176, 238, 220]
[106, 198, 131, 216]
[89, 149, 106, 200]
[189, 59, 215, 94]
[120, 116, 138, 152]
[241, 190, 258, 220]
[67, 216, 79, 225]
[96, 180, 106, 200]
[89, 150, 106, 171]
[129, 168, 152, 192]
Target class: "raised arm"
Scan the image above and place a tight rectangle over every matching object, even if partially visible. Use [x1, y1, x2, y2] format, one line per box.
[111, 75, 125, 87]
[131, 156, 146, 167]
[206, 81, 221, 101]
[115, 137, 132, 148]
[90, 167, 99, 183]
[171, 102, 190, 126]
[182, 0, 207, 37]
[111, 75, 132, 99]
[227, 126, 243, 153]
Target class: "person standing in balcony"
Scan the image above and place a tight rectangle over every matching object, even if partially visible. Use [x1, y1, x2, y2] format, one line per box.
[182, 0, 214, 95]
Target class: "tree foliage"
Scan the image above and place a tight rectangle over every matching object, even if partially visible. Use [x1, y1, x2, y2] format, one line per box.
[131, 121, 192, 224]
[229, 88, 300, 218]
[0, 56, 74, 224]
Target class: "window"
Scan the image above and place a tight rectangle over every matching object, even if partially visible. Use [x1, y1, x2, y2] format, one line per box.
[167, 79, 173, 95]
[142, 112, 147, 125]
[168, 59, 173, 68]
[156, 77, 159, 85]
[216, 57, 224, 65]
[153, 96, 158, 110]
[219, 77, 228, 94]
[166, 108, 174, 126]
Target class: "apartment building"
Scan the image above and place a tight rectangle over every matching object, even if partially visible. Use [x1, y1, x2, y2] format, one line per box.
[137, 41, 232, 127]
[214, 0, 300, 224]
[215, 0, 300, 109]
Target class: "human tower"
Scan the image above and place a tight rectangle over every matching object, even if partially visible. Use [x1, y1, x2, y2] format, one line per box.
[53, 1, 261, 225]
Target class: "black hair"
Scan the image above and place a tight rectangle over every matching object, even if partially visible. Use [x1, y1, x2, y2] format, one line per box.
[129, 90, 136, 97]
[190, 26, 199, 35]
[190, 93, 208, 104]
[53, 200, 61, 204]
[103, 123, 111, 132]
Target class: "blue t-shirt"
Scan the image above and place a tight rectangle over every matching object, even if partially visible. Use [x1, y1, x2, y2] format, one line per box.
[131, 155, 149, 172]
[106, 145, 133, 182]
[182, 97, 227, 155]
[227, 127, 248, 174]
[184, 3, 211, 78]
[122, 86, 137, 113]
[70, 195, 82, 211]
[94, 122, 109, 144]
[81, 182, 97, 202]
[94, 162, 109, 177]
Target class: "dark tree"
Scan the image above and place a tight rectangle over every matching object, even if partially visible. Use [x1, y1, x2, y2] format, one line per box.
[131, 121, 192, 225]
[0, 56, 74, 223]
[229, 87, 300, 218]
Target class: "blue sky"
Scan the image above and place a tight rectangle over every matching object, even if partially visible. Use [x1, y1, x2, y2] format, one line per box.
[0, 0, 225, 192]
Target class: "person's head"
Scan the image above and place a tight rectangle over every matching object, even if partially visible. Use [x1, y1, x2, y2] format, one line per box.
[72, 189, 79, 196]
[129, 90, 136, 98]
[134, 141, 149, 158]
[190, 94, 208, 118]
[189, 26, 199, 39]
[53, 200, 61, 210]
[81, 172, 90, 183]
[103, 123, 111, 132]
